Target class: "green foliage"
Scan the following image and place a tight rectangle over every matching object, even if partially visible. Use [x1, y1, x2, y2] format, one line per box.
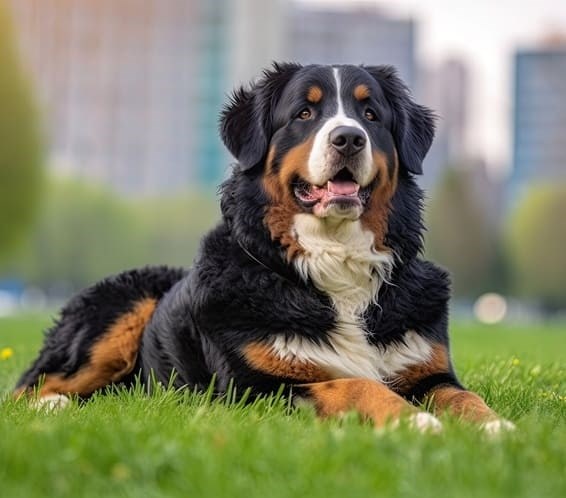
[425, 168, 498, 297]
[130, 191, 220, 269]
[0, 4, 43, 261]
[2, 179, 219, 287]
[10, 180, 143, 286]
[507, 184, 566, 308]
[0, 318, 565, 498]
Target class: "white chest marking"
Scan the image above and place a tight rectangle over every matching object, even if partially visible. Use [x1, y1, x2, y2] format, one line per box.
[271, 214, 432, 381]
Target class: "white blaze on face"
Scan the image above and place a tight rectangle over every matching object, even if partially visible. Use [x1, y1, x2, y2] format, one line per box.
[307, 67, 374, 187]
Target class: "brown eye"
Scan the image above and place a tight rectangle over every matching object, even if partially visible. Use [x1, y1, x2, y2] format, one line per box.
[365, 109, 377, 121]
[298, 108, 312, 120]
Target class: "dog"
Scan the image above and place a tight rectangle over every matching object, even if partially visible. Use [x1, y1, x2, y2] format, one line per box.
[15, 63, 514, 434]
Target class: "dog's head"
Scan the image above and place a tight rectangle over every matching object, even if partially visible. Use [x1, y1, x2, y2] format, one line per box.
[220, 63, 434, 255]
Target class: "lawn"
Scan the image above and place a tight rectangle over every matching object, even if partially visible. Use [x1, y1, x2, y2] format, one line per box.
[0, 314, 564, 498]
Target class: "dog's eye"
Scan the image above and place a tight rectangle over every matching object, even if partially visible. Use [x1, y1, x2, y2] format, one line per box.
[297, 108, 312, 120]
[364, 109, 377, 121]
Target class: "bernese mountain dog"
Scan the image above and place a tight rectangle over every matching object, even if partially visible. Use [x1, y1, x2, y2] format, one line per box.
[15, 63, 514, 434]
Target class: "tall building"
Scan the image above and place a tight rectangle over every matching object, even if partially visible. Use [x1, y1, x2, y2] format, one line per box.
[509, 45, 566, 203]
[420, 58, 471, 192]
[289, 4, 416, 89]
[7, 0, 286, 194]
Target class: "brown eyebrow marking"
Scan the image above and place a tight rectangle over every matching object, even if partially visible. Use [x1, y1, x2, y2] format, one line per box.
[307, 86, 323, 103]
[354, 84, 371, 101]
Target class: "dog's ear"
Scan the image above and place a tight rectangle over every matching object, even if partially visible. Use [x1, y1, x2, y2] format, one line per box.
[220, 86, 265, 170]
[220, 62, 302, 170]
[364, 65, 435, 175]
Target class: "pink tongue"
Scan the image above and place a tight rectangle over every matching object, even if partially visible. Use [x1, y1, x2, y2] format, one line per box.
[327, 180, 360, 196]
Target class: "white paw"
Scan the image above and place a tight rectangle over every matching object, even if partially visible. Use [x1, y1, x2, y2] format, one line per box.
[481, 419, 516, 436]
[293, 396, 315, 410]
[408, 412, 443, 434]
[31, 394, 70, 412]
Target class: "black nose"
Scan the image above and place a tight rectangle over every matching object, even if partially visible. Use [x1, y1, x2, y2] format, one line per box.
[329, 126, 367, 156]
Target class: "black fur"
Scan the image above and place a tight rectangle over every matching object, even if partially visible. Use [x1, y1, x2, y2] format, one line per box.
[16, 63, 461, 404]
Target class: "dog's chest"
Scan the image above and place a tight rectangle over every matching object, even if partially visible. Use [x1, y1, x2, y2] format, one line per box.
[271, 215, 432, 380]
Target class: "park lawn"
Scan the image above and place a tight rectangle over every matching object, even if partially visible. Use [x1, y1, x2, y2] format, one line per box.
[0, 314, 564, 498]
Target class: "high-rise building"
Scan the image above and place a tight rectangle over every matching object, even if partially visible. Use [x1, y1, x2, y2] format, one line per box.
[509, 45, 566, 203]
[7, 0, 286, 194]
[420, 58, 471, 191]
[289, 4, 416, 89]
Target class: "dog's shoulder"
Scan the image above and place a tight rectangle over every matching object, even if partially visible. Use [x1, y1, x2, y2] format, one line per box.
[188, 218, 335, 342]
[366, 258, 451, 345]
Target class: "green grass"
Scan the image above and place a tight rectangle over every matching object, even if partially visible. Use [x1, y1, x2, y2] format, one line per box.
[1, 315, 565, 498]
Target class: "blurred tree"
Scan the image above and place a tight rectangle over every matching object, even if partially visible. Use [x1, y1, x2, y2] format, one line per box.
[507, 184, 566, 309]
[9, 180, 143, 287]
[0, 4, 43, 261]
[131, 192, 220, 269]
[2, 179, 219, 289]
[425, 167, 499, 298]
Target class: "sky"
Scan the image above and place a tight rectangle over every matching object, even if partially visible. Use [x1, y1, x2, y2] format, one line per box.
[302, 0, 566, 176]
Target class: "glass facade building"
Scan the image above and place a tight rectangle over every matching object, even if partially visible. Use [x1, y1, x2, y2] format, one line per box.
[510, 48, 566, 203]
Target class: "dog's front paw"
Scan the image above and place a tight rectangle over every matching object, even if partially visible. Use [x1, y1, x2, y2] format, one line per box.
[408, 412, 443, 434]
[31, 394, 70, 412]
[481, 418, 516, 436]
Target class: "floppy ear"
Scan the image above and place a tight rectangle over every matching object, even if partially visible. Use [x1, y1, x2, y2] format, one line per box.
[364, 65, 436, 175]
[220, 62, 302, 170]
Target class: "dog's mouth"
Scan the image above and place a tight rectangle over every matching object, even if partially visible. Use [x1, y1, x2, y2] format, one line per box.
[292, 168, 372, 211]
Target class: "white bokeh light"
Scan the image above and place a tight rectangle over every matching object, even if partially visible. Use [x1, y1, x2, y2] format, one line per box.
[474, 293, 508, 324]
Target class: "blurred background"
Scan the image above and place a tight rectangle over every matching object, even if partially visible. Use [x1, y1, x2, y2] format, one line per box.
[0, 0, 565, 323]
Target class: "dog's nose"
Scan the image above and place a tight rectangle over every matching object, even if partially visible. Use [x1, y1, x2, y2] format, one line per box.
[329, 126, 367, 156]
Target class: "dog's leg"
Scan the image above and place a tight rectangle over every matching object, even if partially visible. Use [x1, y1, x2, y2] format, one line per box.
[15, 297, 157, 403]
[296, 378, 442, 433]
[15, 267, 187, 404]
[425, 386, 515, 434]
[393, 341, 515, 434]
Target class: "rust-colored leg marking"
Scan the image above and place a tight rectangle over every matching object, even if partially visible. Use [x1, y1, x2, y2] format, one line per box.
[391, 343, 452, 395]
[242, 342, 331, 382]
[427, 386, 497, 423]
[29, 298, 157, 398]
[300, 378, 416, 427]
[393, 342, 498, 423]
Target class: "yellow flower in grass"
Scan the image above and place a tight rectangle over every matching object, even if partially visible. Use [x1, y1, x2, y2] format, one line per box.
[1, 347, 14, 360]
[511, 358, 520, 366]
